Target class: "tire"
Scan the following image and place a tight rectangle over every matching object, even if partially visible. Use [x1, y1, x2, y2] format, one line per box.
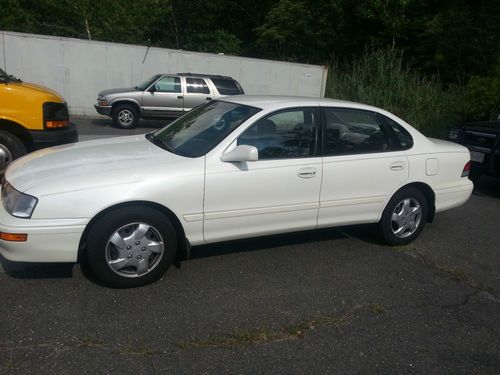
[86, 206, 177, 288]
[379, 187, 428, 246]
[0, 131, 27, 175]
[112, 104, 139, 129]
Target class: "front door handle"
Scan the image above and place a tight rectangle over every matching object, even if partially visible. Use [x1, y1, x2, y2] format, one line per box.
[206, 97, 212, 100]
[177, 95, 183, 99]
[298, 167, 317, 178]
[390, 161, 405, 171]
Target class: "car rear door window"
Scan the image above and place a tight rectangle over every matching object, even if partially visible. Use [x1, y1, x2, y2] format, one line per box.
[324, 108, 389, 155]
[380, 115, 414, 150]
[155, 76, 181, 93]
[186, 78, 210, 94]
[238, 108, 317, 159]
[212, 78, 242, 95]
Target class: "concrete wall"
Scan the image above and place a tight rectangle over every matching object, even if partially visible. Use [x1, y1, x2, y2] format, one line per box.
[0, 31, 328, 116]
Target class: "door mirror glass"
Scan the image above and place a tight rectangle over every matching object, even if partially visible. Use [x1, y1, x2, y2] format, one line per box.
[149, 84, 156, 93]
[221, 145, 259, 162]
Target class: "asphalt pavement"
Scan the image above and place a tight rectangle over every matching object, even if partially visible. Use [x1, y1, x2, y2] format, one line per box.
[0, 117, 499, 374]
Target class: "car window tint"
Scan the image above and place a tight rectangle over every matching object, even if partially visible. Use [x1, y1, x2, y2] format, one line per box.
[186, 78, 210, 94]
[212, 78, 242, 95]
[155, 76, 181, 93]
[382, 115, 414, 150]
[238, 109, 317, 159]
[325, 108, 389, 155]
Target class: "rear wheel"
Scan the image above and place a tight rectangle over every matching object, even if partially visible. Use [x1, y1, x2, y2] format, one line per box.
[379, 187, 428, 246]
[0, 131, 27, 175]
[86, 206, 177, 288]
[113, 104, 139, 129]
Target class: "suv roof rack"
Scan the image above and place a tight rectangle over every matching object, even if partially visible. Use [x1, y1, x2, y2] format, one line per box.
[176, 72, 233, 79]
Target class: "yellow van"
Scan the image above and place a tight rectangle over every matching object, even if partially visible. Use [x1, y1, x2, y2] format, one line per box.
[0, 67, 78, 172]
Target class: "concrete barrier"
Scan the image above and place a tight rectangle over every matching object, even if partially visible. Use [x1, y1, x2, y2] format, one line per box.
[1, 31, 328, 116]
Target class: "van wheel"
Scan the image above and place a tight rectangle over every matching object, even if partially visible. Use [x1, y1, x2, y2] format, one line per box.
[0, 131, 27, 174]
[86, 206, 177, 288]
[379, 187, 428, 246]
[113, 104, 139, 129]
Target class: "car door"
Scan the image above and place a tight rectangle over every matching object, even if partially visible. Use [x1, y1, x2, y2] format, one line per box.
[183, 77, 213, 112]
[142, 75, 183, 117]
[318, 107, 410, 227]
[203, 107, 322, 243]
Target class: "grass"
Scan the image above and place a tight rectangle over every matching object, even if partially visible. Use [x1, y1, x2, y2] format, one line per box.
[326, 48, 463, 137]
[178, 304, 384, 350]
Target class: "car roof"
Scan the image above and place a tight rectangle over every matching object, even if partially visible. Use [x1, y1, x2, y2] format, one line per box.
[219, 95, 382, 112]
[175, 73, 234, 79]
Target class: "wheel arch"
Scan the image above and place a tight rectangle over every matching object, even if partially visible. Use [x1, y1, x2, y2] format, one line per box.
[0, 119, 34, 150]
[389, 182, 436, 223]
[78, 200, 187, 262]
[111, 100, 142, 116]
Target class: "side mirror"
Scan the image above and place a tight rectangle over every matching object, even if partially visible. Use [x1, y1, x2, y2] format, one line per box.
[149, 85, 157, 93]
[221, 145, 258, 162]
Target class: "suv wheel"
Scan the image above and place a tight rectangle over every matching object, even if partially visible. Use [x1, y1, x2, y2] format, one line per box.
[113, 104, 139, 129]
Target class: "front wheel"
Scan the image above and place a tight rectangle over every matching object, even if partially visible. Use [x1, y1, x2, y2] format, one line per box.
[86, 206, 177, 288]
[113, 104, 139, 129]
[379, 187, 428, 246]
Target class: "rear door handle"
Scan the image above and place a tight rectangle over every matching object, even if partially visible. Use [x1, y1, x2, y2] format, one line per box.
[177, 95, 183, 99]
[298, 167, 317, 178]
[390, 161, 405, 171]
[206, 97, 212, 100]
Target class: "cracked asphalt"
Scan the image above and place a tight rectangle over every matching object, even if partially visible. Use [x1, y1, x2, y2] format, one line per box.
[1, 117, 499, 374]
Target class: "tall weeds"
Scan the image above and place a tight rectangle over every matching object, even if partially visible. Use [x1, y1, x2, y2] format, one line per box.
[326, 49, 462, 137]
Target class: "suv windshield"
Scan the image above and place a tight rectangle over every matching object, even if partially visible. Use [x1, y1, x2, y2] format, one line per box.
[135, 74, 161, 91]
[149, 101, 261, 157]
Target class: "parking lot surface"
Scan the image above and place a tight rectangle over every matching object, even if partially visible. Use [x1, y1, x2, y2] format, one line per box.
[1, 117, 499, 374]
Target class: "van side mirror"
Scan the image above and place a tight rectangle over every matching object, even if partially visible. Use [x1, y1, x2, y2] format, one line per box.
[221, 145, 258, 162]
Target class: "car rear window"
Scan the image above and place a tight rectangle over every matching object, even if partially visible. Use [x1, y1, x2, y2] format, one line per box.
[212, 78, 244, 95]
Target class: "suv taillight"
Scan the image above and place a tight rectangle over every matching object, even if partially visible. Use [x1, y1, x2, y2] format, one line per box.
[462, 161, 471, 177]
[43, 102, 69, 129]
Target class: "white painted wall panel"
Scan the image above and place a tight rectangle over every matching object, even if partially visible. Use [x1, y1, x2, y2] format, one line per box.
[0, 31, 328, 116]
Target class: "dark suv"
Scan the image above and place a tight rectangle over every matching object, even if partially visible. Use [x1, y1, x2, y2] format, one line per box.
[447, 122, 500, 181]
[95, 73, 245, 128]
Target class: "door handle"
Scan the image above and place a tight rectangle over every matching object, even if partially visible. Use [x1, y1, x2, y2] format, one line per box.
[177, 95, 183, 99]
[297, 167, 317, 178]
[206, 97, 212, 100]
[390, 161, 405, 171]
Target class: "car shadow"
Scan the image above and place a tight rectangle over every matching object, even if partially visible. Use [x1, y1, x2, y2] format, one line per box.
[0, 254, 75, 279]
[190, 224, 384, 260]
[472, 175, 500, 200]
[90, 118, 170, 129]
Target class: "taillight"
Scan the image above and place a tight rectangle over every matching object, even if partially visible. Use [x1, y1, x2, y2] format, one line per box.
[43, 102, 69, 129]
[461, 161, 471, 177]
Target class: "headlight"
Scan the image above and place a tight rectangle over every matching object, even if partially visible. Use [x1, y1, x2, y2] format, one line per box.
[97, 95, 109, 105]
[2, 181, 38, 218]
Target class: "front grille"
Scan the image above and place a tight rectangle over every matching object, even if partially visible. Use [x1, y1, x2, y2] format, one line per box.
[463, 130, 497, 148]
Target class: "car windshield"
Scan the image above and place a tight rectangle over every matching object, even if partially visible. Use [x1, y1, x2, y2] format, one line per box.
[149, 100, 261, 157]
[135, 75, 162, 91]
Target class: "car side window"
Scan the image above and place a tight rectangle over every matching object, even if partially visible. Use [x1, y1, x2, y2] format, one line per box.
[212, 78, 242, 95]
[238, 108, 317, 159]
[380, 115, 414, 150]
[324, 108, 389, 156]
[186, 78, 210, 94]
[154, 76, 181, 93]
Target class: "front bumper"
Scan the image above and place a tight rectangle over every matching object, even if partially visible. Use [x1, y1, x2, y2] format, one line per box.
[0, 193, 87, 262]
[28, 123, 78, 151]
[94, 104, 112, 116]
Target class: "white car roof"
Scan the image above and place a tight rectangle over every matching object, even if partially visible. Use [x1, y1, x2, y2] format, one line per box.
[220, 95, 381, 112]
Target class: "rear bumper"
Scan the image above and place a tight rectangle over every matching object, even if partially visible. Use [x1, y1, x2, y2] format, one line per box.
[28, 123, 78, 151]
[435, 180, 474, 213]
[94, 104, 112, 116]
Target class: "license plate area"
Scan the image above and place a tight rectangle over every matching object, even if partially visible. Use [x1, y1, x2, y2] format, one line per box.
[470, 151, 485, 163]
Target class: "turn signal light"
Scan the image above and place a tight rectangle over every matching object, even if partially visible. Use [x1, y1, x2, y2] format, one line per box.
[46, 120, 69, 129]
[461, 161, 471, 177]
[0, 232, 28, 242]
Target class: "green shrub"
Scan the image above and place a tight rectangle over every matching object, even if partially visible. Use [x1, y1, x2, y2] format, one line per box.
[325, 48, 462, 137]
[461, 66, 500, 121]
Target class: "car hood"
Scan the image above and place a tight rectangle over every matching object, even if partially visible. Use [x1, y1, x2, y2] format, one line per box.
[5, 135, 187, 196]
[99, 87, 139, 96]
[10, 82, 64, 102]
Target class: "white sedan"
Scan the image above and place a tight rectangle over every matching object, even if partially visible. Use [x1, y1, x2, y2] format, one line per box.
[0, 96, 473, 287]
